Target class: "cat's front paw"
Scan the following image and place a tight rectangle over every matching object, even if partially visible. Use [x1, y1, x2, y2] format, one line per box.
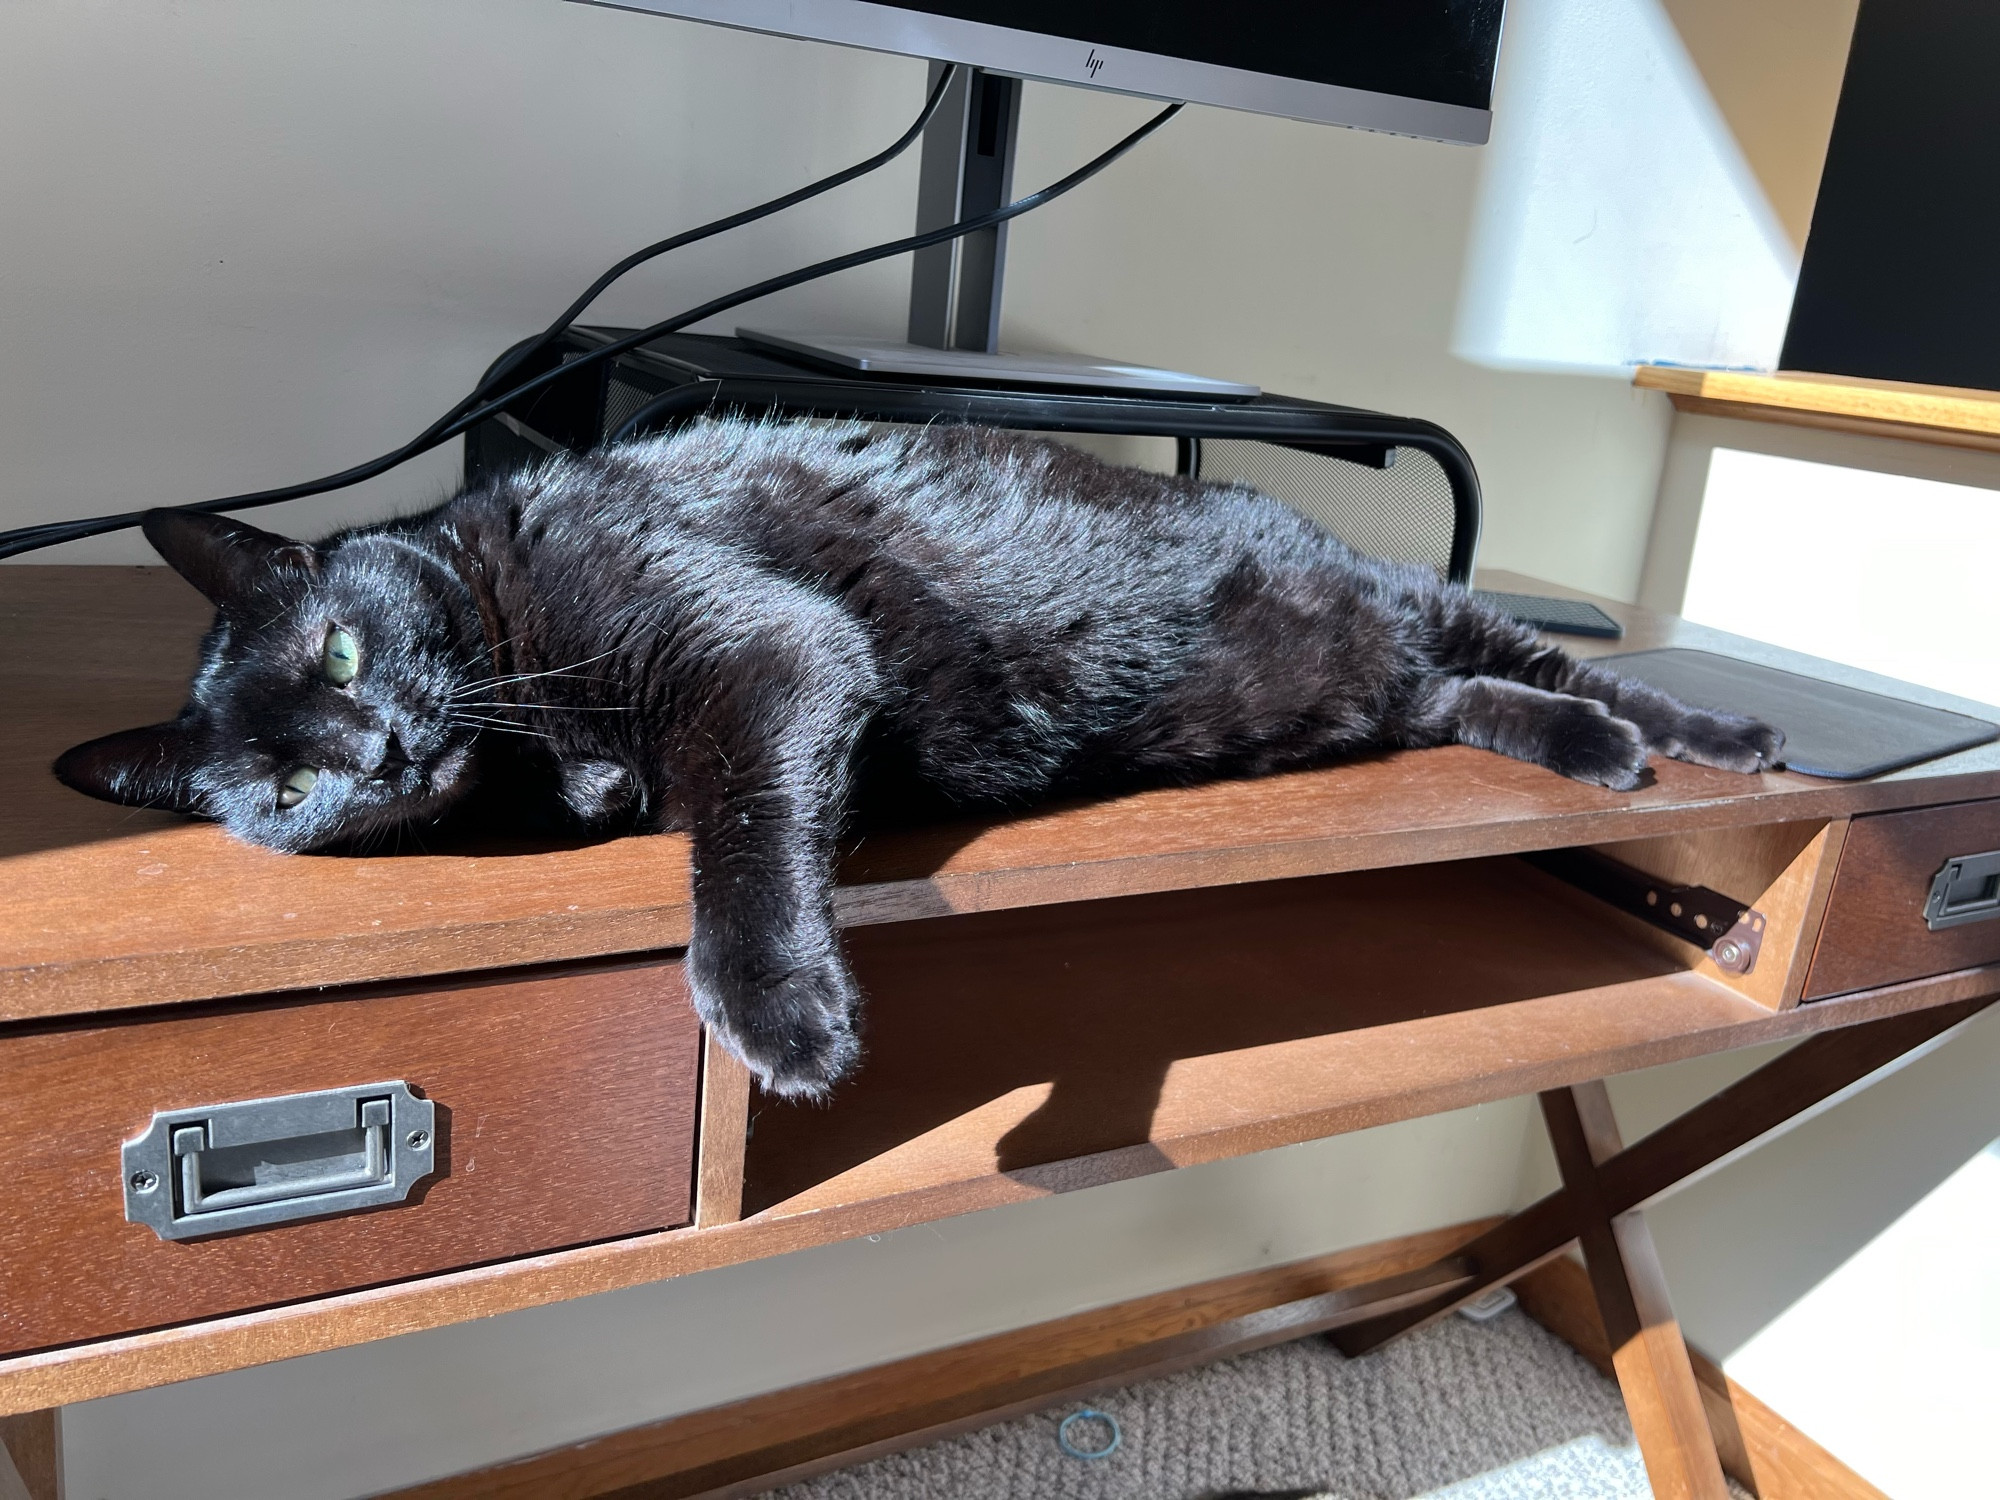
[689, 947, 863, 1100]
[1545, 700, 1649, 791]
[1667, 711, 1785, 775]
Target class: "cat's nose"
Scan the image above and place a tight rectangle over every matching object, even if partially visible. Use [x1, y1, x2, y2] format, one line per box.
[364, 730, 410, 779]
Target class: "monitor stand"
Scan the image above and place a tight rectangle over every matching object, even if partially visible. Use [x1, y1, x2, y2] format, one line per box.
[821, 62, 1256, 402]
[735, 328, 1261, 400]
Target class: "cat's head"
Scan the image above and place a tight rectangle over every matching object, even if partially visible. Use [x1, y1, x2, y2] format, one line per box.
[55, 510, 489, 852]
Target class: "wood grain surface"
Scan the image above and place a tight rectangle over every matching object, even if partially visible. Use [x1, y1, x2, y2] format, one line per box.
[6, 566, 2000, 1415]
[1805, 799, 2000, 997]
[694, 1035, 751, 1229]
[1635, 365, 2000, 452]
[6, 567, 2000, 1025]
[3, 964, 1994, 1417]
[0, 960, 700, 1356]
[1574, 819, 1846, 1011]
[378, 1219, 1494, 1500]
[1541, 1083, 1729, 1500]
[0, 1411, 59, 1500]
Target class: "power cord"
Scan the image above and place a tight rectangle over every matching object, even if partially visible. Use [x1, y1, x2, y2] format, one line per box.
[0, 61, 960, 558]
[427, 99, 1182, 460]
[2, 84, 1182, 559]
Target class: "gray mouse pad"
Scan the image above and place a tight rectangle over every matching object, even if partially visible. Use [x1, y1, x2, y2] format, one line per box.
[1597, 647, 1998, 780]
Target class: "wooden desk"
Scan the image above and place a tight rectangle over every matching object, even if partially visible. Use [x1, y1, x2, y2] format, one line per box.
[4, 565, 1998, 1500]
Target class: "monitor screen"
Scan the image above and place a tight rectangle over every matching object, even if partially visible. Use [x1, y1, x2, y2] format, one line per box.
[586, 1, 1504, 145]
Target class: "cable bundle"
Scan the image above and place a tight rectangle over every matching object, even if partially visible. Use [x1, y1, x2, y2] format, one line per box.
[0, 67, 1180, 559]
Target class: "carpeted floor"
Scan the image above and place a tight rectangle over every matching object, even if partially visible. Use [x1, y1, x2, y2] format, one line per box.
[761, 1308, 1740, 1500]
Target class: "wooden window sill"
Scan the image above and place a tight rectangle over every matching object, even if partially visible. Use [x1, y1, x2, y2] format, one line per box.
[1635, 365, 2000, 453]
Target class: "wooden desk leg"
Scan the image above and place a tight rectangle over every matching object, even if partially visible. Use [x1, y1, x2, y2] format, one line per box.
[1333, 995, 1994, 1359]
[0, 1409, 62, 1500]
[1543, 1082, 1729, 1500]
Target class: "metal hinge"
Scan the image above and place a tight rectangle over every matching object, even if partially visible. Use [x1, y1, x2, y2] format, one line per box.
[1524, 847, 1765, 975]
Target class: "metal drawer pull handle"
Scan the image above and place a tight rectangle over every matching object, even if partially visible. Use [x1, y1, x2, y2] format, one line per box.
[1925, 850, 2000, 931]
[124, 1081, 436, 1240]
[174, 1097, 390, 1214]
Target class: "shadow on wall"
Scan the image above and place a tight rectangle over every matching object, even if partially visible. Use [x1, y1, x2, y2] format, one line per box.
[1454, 0, 1855, 375]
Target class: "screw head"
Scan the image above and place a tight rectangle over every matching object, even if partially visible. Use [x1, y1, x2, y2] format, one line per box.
[407, 1129, 431, 1151]
[1714, 939, 1745, 968]
[130, 1171, 159, 1193]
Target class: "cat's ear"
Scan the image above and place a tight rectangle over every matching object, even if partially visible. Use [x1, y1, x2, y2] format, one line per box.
[142, 509, 319, 608]
[53, 719, 208, 813]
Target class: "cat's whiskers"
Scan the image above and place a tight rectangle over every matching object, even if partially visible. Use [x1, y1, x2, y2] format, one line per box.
[451, 673, 618, 697]
[446, 713, 558, 743]
[449, 647, 622, 700]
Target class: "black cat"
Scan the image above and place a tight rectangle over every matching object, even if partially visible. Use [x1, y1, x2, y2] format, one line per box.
[55, 420, 1782, 1096]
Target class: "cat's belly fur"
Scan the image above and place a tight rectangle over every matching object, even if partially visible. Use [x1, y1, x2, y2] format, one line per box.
[489, 420, 1441, 813]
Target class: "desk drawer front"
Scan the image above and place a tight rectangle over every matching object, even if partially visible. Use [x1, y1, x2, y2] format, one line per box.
[1805, 800, 2000, 999]
[0, 959, 699, 1356]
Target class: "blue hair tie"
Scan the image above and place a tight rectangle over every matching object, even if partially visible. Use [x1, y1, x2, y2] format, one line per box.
[1057, 1408, 1123, 1461]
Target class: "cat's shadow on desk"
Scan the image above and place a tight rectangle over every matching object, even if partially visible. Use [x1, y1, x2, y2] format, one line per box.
[741, 857, 1675, 1214]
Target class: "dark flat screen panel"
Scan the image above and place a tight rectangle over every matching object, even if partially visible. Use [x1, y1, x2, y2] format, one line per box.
[1782, 0, 2000, 390]
[872, 2, 1504, 110]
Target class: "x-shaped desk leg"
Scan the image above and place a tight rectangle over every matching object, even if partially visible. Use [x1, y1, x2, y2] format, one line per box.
[1330, 995, 1995, 1495]
[1544, 1079, 1727, 1498]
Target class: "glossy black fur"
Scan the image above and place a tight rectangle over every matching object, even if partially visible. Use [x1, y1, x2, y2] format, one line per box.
[55, 421, 1782, 1096]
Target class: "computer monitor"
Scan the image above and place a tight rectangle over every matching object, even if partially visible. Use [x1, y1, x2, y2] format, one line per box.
[581, 1, 1506, 383]
[589, 2, 1504, 146]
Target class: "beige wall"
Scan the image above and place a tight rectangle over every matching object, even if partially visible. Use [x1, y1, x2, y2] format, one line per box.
[1657, 0, 1859, 250]
[999, 81, 1674, 596]
[1509, 1005, 2000, 1360]
[0, 0, 1678, 598]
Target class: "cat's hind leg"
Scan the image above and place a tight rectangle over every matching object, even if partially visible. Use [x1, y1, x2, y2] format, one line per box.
[1545, 656, 1783, 774]
[1421, 589, 1784, 774]
[1425, 674, 1650, 790]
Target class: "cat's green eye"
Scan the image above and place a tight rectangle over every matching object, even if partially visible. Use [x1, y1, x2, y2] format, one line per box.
[278, 766, 319, 809]
[323, 626, 358, 685]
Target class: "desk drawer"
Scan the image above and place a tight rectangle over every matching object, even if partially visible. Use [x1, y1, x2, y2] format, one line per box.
[0, 958, 700, 1356]
[1805, 800, 2000, 999]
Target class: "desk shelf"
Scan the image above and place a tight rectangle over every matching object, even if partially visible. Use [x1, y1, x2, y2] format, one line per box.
[747, 858, 1753, 1220]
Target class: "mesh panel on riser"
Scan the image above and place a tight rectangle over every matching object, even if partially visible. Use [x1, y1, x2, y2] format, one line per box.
[1198, 440, 1456, 576]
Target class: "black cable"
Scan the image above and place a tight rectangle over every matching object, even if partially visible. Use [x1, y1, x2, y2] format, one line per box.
[0, 64, 957, 562]
[472, 62, 958, 397]
[477, 100, 1186, 446]
[1, 93, 1181, 560]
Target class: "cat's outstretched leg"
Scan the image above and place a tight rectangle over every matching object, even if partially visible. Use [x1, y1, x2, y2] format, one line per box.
[1538, 655, 1784, 773]
[1425, 675, 1651, 789]
[666, 589, 884, 1099]
[1424, 591, 1783, 774]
